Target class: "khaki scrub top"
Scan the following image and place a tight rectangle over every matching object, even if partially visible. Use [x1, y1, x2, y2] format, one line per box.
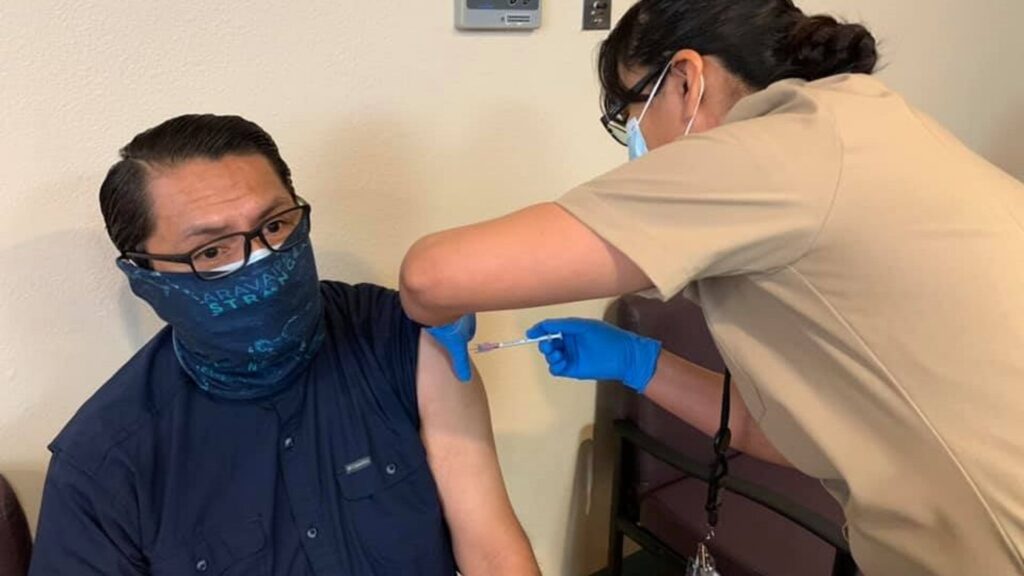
[559, 74, 1024, 575]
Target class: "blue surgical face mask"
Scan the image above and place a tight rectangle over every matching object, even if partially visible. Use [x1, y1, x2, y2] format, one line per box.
[625, 116, 650, 162]
[118, 229, 325, 400]
[626, 65, 705, 161]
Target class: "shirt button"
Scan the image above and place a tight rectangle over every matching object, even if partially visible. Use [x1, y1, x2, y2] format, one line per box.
[306, 526, 319, 539]
[385, 463, 398, 475]
[195, 559, 208, 572]
[283, 437, 294, 450]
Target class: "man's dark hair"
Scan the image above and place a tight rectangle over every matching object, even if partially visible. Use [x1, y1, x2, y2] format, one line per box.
[99, 114, 296, 254]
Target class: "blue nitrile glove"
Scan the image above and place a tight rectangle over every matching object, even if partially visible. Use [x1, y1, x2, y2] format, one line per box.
[526, 318, 662, 393]
[426, 314, 476, 382]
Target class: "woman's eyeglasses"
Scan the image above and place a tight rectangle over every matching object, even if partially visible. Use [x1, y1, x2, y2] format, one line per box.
[600, 62, 672, 146]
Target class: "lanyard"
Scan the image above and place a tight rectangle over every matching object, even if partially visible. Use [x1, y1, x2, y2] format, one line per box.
[690, 370, 732, 576]
[705, 369, 732, 530]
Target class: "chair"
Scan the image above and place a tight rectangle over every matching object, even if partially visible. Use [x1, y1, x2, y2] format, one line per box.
[602, 294, 857, 575]
[0, 473, 33, 576]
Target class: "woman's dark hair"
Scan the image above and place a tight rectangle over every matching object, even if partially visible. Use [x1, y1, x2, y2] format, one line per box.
[99, 114, 296, 254]
[599, 0, 878, 110]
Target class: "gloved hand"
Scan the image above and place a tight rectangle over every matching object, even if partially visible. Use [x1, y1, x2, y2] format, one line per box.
[527, 318, 662, 393]
[426, 314, 476, 382]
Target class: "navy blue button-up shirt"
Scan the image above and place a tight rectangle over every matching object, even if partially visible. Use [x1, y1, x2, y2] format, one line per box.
[30, 282, 457, 575]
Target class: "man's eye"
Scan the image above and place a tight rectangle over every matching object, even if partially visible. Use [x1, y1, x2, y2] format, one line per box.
[264, 218, 298, 239]
[194, 246, 226, 262]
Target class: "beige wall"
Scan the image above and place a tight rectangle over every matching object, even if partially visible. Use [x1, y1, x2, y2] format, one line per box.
[804, 0, 1022, 181]
[0, 1, 1019, 574]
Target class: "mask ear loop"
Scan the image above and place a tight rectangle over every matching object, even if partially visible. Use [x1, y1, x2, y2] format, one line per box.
[634, 62, 674, 126]
[684, 73, 706, 136]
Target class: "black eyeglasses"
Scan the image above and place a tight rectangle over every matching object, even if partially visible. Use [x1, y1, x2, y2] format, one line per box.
[600, 62, 672, 146]
[121, 200, 312, 280]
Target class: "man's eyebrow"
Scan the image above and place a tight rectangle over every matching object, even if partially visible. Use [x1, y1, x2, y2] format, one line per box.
[255, 197, 296, 223]
[182, 197, 296, 242]
[182, 222, 234, 241]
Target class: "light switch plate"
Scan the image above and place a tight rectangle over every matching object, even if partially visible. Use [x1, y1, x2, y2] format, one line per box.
[583, 0, 611, 30]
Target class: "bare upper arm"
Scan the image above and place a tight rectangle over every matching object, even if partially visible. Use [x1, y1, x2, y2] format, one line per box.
[400, 202, 653, 325]
[416, 331, 539, 575]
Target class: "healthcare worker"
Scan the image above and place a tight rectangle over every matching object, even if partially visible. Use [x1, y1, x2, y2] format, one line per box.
[400, 0, 1024, 574]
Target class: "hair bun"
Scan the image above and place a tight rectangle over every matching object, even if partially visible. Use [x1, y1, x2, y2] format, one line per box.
[783, 14, 878, 81]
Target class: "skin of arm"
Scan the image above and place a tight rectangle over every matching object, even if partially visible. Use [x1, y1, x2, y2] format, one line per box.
[416, 332, 541, 576]
[400, 202, 652, 327]
[645, 350, 791, 467]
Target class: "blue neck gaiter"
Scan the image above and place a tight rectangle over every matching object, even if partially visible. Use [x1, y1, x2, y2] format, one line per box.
[117, 235, 326, 400]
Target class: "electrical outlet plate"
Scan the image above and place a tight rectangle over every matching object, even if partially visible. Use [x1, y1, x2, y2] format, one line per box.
[583, 0, 611, 30]
[455, 0, 541, 30]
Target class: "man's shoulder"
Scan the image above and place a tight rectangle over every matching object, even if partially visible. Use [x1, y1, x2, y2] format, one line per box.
[320, 280, 399, 310]
[320, 280, 417, 331]
[319, 280, 423, 422]
[49, 327, 188, 475]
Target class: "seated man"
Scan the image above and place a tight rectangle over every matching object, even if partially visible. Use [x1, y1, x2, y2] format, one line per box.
[30, 115, 539, 576]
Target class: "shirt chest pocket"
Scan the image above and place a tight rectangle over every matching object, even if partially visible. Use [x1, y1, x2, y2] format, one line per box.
[150, 517, 269, 576]
[336, 440, 450, 569]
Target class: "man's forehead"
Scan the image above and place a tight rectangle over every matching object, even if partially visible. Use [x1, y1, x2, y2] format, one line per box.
[144, 154, 293, 241]
[147, 155, 286, 205]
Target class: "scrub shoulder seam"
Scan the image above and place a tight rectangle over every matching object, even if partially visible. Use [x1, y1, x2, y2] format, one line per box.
[784, 90, 846, 270]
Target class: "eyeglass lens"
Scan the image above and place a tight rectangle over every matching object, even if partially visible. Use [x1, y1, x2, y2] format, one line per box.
[191, 206, 308, 279]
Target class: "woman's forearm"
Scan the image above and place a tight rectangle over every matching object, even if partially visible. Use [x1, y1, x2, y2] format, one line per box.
[644, 350, 792, 467]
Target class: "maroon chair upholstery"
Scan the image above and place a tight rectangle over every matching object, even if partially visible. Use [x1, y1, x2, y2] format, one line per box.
[0, 474, 32, 576]
[604, 294, 856, 575]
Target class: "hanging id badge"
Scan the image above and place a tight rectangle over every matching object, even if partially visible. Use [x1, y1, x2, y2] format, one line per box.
[688, 539, 721, 576]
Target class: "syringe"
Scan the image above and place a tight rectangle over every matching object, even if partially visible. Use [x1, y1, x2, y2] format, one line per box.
[472, 332, 563, 354]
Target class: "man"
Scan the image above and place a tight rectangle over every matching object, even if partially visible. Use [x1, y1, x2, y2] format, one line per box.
[30, 115, 539, 575]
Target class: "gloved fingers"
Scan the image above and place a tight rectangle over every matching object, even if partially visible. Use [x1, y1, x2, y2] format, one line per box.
[431, 314, 477, 339]
[549, 359, 570, 377]
[525, 324, 549, 340]
[528, 317, 595, 337]
[450, 344, 473, 383]
[426, 315, 477, 383]
[538, 336, 568, 355]
[456, 314, 478, 340]
[545, 349, 565, 366]
[538, 338, 555, 355]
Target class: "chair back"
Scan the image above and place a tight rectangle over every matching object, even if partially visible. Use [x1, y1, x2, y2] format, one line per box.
[0, 474, 33, 576]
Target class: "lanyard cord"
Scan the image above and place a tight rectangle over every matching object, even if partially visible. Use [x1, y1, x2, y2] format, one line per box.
[705, 369, 732, 532]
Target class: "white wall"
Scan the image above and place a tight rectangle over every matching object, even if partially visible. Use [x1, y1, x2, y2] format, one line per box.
[0, 1, 1019, 574]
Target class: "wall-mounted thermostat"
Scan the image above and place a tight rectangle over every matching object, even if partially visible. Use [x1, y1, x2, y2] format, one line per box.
[455, 0, 541, 30]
